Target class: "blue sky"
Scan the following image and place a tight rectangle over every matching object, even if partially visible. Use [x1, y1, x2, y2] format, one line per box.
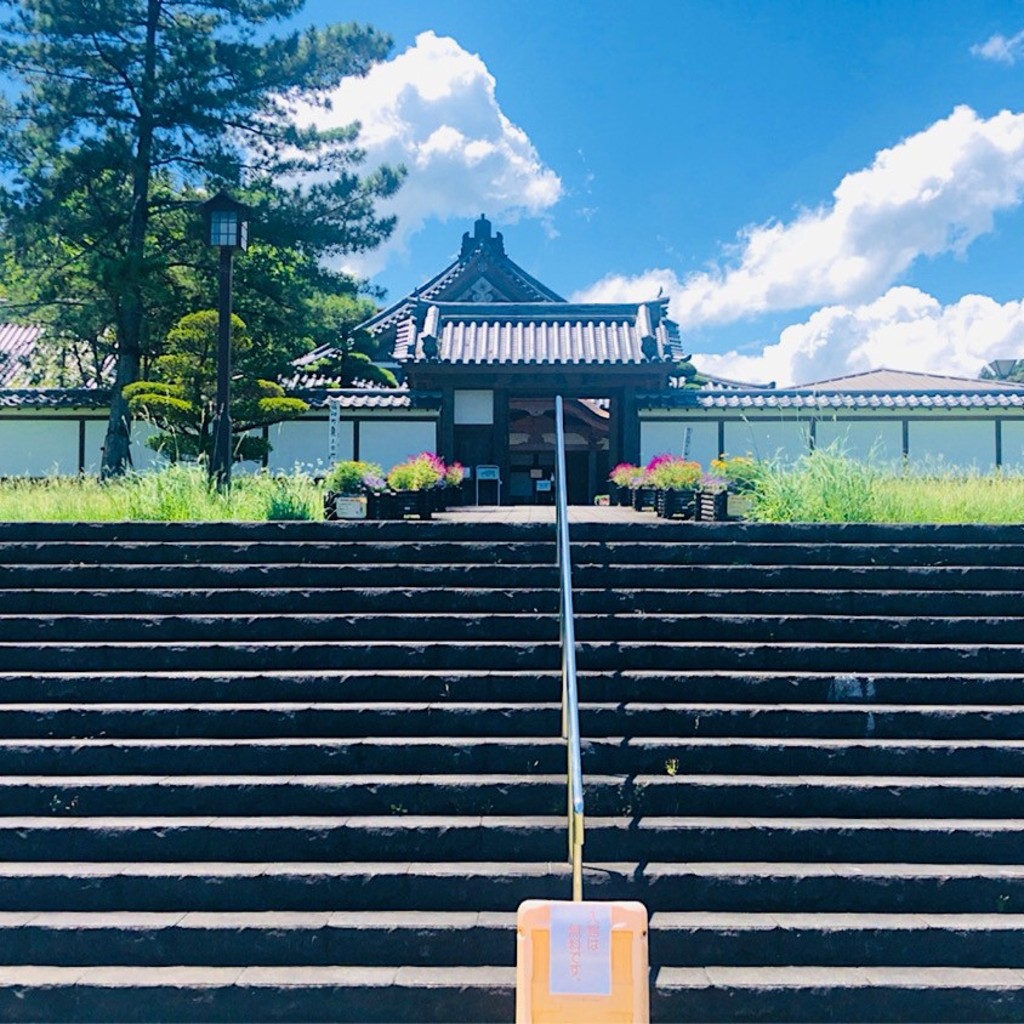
[292, 1, 1024, 385]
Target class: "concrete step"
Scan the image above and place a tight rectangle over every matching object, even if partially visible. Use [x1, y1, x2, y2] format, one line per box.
[653, 966, 1024, 1023]
[7, 735, 1024, 776]
[0, 910, 518, 967]
[0, 669, 1018, 706]
[4, 773, 1024, 819]
[2, 612, 1020, 645]
[1, 910, 1019, 969]
[1, 861, 1020, 914]
[0, 963, 514, 1023]
[0, 816, 1021, 864]
[4, 701, 1023, 739]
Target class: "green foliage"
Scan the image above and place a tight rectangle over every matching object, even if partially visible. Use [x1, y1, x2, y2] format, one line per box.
[324, 459, 385, 495]
[386, 453, 446, 492]
[0, 465, 320, 522]
[0, 1, 403, 473]
[126, 310, 309, 464]
[647, 456, 702, 491]
[746, 446, 1024, 523]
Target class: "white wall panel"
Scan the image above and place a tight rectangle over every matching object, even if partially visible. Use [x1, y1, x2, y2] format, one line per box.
[640, 420, 718, 467]
[907, 419, 996, 471]
[1000, 420, 1024, 470]
[815, 419, 903, 466]
[267, 419, 348, 474]
[0, 418, 78, 475]
[723, 419, 811, 464]
[359, 420, 437, 470]
[454, 390, 494, 424]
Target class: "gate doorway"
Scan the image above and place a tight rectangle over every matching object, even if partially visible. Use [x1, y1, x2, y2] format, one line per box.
[507, 398, 609, 504]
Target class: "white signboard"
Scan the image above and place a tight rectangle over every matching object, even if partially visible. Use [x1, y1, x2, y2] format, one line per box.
[548, 902, 612, 996]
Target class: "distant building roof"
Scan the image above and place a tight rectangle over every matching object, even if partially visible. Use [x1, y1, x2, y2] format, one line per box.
[639, 386, 1024, 411]
[0, 388, 110, 409]
[304, 387, 441, 411]
[0, 324, 44, 387]
[795, 368, 1024, 392]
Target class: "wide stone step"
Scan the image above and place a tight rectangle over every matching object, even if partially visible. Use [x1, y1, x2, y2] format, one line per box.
[650, 912, 1024, 967]
[0, 861, 597, 913]
[5, 701, 1023, 739]
[0, 588, 560, 616]
[0, 540, 555, 567]
[0, 640, 560, 673]
[1, 816, 1022, 863]
[4, 773, 1024, 819]
[653, 966, 1024, 1023]
[1, 910, 1019, 970]
[0, 910, 518, 967]
[0, 563, 556, 590]
[0, 669, 1018, 706]
[8, 736, 1024, 776]
[2, 861, 1020, 914]
[2, 612, 1018, 645]
[0, 963, 514, 1023]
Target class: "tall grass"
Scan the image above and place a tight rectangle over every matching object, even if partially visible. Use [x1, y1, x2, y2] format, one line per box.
[0, 464, 320, 521]
[749, 448, 1024, 523]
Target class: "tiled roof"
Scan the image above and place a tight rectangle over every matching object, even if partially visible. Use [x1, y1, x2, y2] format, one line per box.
[303, 388, 442, 411]
[396, 301, 683, 365]
[795, 368, 1024, 392]
[639, 388, 1024, 411]
[362, 216, 564, 341]
[0, 324, 44, 386]
[0, 388, 110, 409]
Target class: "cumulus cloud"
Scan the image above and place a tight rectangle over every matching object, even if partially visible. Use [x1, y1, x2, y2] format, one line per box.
[693, 287, 1024, 386]
[574, 106, 1024, 327]
[291, 31, 562, 275]
[971, 31, 1024, 64]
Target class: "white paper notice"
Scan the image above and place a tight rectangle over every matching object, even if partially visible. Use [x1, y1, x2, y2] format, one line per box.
[549, 902, 612, 996]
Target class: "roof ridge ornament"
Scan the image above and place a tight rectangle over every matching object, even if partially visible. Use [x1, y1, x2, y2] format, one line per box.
[460, 214, 505, 258]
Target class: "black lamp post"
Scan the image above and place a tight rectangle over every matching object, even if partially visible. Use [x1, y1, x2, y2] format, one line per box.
[201, 191, 250, 490]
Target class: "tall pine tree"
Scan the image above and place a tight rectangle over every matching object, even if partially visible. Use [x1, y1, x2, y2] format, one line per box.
[0, 1, 402, 475]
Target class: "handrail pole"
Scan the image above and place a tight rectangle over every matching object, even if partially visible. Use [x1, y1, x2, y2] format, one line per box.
[554, 395, 585, 901]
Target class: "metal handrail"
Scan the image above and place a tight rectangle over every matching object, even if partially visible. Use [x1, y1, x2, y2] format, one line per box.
[553, 395, 585, 901]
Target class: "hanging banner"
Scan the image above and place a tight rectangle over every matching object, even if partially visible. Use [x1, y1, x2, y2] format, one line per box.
[328, 400, 340, 465]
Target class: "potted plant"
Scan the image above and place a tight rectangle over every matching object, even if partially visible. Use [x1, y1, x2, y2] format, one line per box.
[323, 460, 384, 520]
[710, 454, 760, 518]
[444, 461, 465, 507]
[647, 455, 701, 518]
[383, 452, 447, 519]
[609, 463, 643, 506]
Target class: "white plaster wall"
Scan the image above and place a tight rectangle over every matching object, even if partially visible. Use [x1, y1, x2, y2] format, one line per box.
[0, 418, 78, 475]
[815, 419, 903, 466]
[640, 420, 718, 466]
[723, 419, 811, 464]
[1000, 420, 1024, 470]
[266, 419, 345, 475]
[907, 419, 996, 471]
[454, 390, 494, 424]
[360, 420, 437, 470]
[80, 419, 162, 474]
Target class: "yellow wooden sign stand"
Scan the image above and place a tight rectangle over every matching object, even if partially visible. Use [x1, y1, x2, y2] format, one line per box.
[515, 899, 649, 1023]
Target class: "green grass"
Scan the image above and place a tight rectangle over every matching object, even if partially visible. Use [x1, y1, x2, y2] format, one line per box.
[0, 464, 321, 521]
[748, 448, 1024, 523]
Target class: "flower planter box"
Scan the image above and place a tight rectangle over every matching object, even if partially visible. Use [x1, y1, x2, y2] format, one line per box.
[657, 489, 696, 519]
[610, 486, 632, 507]
[372, 490, 433, 520]
[697, 490, 728, 522]
[633, 486, 658, 511]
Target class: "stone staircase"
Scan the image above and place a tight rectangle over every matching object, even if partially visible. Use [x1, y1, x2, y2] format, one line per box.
[0, 519, 1023, 1021]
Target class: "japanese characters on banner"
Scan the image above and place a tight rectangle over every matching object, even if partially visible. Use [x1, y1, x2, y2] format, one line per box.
[549, 902, 612, 996]
[328, 400, 339, 464]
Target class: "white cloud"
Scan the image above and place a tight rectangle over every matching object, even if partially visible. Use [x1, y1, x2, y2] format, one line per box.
[694, 287, 1024, 386]
[291, 31, 561, 275]
[573, 106, 1024, 328]
[971, 31, 1024, 64]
